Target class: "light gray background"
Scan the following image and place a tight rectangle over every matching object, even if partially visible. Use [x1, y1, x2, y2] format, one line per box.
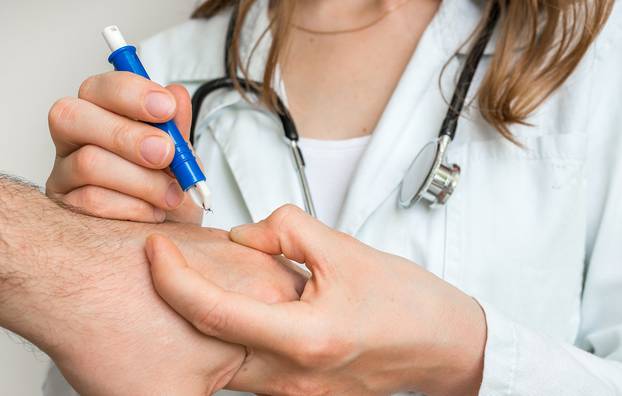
[0, 1, 196, 394]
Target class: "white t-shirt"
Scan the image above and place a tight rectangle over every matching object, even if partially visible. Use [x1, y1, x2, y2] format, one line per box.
[297, 135, 372, 228]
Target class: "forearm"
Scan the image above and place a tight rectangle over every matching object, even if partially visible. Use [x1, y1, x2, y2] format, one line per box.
[0, 174, 144, 352]
[0, 173, 302, 363]
[0, 175, 76, 346]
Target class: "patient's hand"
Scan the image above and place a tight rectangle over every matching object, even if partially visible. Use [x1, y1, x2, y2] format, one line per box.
[55, 224, 304, 396]
[0, 176, 303, 395]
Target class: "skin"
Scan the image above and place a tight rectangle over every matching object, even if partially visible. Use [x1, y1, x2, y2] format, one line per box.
[0, 175, 304, 395]
[284, 0, 441, 139]
[43, 0, 487, 394]
[44, 0, 442, 220]
[148, 205, 487, 396]
[46, 75, 202, 224]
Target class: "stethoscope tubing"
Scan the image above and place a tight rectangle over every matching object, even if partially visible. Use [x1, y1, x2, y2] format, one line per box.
[189, 75, 318, 217]
[189, 2, 500, 215]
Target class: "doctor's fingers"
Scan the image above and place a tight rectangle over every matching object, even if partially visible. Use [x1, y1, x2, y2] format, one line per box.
[226, 351, 339, 396]
[225, 352, 295, 395]
[49, 97, 175, 169]
[146, 235, 315, 358]
[78, 71, 178, 124]
[62, 185, 166, 223]
[159, 84, 194, 179]
[46, 145, 186, 211]
[230, 204, 350, 277]
[166, 84, 193, 140]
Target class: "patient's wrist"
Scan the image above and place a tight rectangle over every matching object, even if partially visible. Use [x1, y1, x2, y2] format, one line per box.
[0, 173, 302, 390]
[0, 176, 62, 347]
[0, 175, 144, 354]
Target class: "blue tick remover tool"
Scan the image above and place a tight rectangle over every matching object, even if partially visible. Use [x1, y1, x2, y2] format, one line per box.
[102, 25, 212, 211]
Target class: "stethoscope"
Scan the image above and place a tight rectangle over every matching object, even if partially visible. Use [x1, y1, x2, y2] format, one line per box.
[190, 2, 500, 217]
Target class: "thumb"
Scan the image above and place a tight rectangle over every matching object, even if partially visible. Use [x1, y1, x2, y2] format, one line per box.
[146, 233, 308, 355]
[230, 205, 343, 274]
[166, 84, 192, 142]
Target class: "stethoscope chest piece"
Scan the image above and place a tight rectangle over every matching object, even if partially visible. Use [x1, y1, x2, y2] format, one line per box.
[399, 135, 460, 208]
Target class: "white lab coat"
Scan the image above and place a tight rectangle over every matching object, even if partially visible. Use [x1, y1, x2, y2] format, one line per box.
[44, 0, 622, 395]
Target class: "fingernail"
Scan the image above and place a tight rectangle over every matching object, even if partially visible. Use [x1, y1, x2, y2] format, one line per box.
[153, 208, 166, 222]
[145, 91, 175, 119]
[166, 182, 184, 209]
[140, 136, 170, 166]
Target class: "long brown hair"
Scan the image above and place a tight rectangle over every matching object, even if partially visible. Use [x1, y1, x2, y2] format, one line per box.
[193, 0, 612, 140]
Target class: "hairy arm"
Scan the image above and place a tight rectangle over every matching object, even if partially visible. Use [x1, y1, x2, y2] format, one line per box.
[0, 174, 304, 395]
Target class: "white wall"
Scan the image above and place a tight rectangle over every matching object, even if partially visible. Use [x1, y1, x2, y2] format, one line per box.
[0, 1, 196, 394]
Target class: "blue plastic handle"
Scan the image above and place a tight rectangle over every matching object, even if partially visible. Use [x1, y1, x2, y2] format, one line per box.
[108, 46, 205, 191]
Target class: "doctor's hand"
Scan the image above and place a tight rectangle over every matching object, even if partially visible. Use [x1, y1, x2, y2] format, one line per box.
[147, 205, 488, 396]
[46, 71, 202, 224]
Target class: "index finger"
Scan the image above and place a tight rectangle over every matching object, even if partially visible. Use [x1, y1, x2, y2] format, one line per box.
[49, 97, 174, 169]
[79, 71, 177, 123]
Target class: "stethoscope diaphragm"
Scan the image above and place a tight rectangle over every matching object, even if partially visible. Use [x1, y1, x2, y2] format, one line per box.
[399, 135, 460, 208]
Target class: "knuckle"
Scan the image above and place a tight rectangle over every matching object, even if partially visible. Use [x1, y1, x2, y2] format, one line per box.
[72, 145, 101, 179]
[78, 186, 105, 211]
[270, 204, 305, 229]
[249, 258, 298, 303]
[111, 72, 134, 101]
[108, 120, 132, 155]
[254, 285, 290, 304]
[193, 301, 229, 337]
[78, 75, 98, 99]
[63, 187, 108, 216]
[275, 204, 304, 219]
[48, 97, 79, 131]
[276, 376, 326, 396]
[294, 328, 349, 369]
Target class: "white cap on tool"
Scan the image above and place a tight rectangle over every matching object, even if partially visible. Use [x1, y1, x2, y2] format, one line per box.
[102, 25, 128, 52]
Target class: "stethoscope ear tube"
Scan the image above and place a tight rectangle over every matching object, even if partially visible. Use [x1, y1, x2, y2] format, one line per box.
[438, 1, 500, 141]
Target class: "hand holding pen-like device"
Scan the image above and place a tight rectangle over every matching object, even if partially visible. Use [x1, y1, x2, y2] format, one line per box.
[102, 26, 212, 212]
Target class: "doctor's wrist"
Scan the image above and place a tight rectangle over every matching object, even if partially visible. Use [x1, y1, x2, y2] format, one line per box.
[424, 295, 486, 396]
[399, 289, 486, 396]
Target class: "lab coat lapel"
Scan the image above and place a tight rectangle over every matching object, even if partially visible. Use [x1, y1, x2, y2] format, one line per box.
[196, 0, 304, 223]
[335, 0, 489, 235]
[208, 103, 305, 223]
[195, 0, 492, 228]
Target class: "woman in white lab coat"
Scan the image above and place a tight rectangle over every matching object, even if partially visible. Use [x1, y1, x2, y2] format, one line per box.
[44, 0, 622, 395]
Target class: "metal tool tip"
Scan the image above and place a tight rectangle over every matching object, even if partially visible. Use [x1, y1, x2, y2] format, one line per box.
[188, 181, 213, 212]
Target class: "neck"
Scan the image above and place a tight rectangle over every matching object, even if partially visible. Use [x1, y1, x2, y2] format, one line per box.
[294, 0, 410, 28]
